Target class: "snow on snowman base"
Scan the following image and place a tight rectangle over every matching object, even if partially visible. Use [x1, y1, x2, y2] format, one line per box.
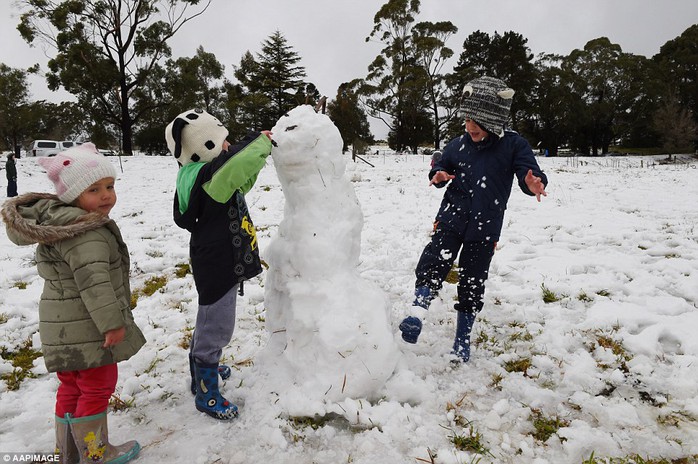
[260, 105, 399, 416]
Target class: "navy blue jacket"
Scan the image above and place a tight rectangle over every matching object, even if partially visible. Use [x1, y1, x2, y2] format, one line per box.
[430, 131, 547, 242]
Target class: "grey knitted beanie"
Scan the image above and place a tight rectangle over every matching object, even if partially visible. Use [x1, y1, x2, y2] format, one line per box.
[460, 76, 515, 137]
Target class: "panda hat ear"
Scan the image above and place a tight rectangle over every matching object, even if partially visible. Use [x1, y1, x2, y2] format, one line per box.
[170, 117, 189, 161]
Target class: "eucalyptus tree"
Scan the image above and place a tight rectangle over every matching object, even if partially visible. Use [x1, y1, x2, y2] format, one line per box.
[17, 0, 211, 155]
[133, 46, 226, 155]
[654, 25, 698, 137]
[411, 20, 458, 149]
[327, 82, 373, 152]
[0, 64, 33, 151]
[562, 37, 645, 155]
[523, 54, 578, 156]
[360, 0, 426, 151]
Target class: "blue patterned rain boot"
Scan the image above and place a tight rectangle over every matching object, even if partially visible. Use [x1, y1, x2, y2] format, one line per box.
[452, 310, 478, 362]
[194, 361, 238, 420]
[189, 353, 232, 395]
[399, 286, 432, 344]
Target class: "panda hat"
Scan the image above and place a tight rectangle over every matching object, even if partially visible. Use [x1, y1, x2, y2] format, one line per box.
[165, 108, 229, 166]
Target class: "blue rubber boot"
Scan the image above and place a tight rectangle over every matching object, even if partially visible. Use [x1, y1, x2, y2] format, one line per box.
[189, 353, 232, 395]
[413, 286, 432, 309]
[194, 362, 238, 420]
[399, 286, 432, 344]
[452, 311, 478, 362]
[399, 317, 423, 344]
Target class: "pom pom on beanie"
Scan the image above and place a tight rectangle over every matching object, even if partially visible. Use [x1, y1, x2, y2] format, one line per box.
[38, 143, 117, 204]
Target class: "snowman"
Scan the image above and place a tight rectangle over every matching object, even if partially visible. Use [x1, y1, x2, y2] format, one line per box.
[261, 105, 399, 414]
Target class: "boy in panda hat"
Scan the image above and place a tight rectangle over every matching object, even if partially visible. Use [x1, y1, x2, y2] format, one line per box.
[165, 109, 273, 420]
[399, 76, 548, 363]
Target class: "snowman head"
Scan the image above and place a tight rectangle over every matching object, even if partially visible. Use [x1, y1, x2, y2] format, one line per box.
[271, 105, 343, 168]
[165, 108, 229, 166]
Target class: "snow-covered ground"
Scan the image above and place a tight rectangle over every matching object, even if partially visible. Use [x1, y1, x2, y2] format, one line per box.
[1, 144, 697, 463]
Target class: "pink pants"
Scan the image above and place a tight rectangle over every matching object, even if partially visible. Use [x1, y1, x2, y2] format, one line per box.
[55, 364, 118, 417]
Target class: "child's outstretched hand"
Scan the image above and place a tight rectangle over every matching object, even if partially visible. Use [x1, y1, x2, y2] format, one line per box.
[429, 170, 455, 186]
[103, 327, 125, 348]
[525, 169, 547, 202]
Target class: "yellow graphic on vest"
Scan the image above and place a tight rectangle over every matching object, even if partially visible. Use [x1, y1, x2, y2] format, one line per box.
[241, 215, 258, 250]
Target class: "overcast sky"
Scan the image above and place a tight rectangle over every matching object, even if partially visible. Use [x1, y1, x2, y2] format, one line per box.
[2, 0, 697, 137]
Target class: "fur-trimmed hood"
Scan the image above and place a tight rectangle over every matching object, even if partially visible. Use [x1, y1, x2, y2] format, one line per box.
[1, 192, 113, 246]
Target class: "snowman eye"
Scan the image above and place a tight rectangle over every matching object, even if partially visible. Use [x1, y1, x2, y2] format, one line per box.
[285, 125, 297, 132]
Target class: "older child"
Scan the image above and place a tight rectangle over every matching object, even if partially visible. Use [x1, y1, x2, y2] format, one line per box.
[399, 76, 548, 363]
[165, 109, 272, 420]
[1, 143, 145, 464]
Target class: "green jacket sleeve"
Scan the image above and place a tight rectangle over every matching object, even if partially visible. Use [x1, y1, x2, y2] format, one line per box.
[203, 134, 272, 203]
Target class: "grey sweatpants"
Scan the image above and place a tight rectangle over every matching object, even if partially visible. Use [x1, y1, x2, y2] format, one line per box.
[190, 285, 238, 365]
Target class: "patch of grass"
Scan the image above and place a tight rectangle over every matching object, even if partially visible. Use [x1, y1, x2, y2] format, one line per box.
[489, 373, 504, 390]
[178, 329, 193, 350]
[289, 415, 333, 431]
[445, 265, 459, 284]
[508, 330, 534, 343]
[146, 250, 164, 258]
[109, 394, 134, 412]
[593, 328, 632, 372]
[596, 289, 611, 297]
[577, 291, 593, 302]
[541, 283, 565, 303]
[583, 452, 698, 464]
[447, 425, 492, 457]
[131, 274, 168, 308]
[141, 275, 168, 297]
[174, 263, 191, 278]
[530, 408, 569, 442]
[143, 356, 161, 374]
[13, 281, 28, 290]
[0, 338, 42, 391]
[0, 313, 8, 324]
[503, 357, 532, 375]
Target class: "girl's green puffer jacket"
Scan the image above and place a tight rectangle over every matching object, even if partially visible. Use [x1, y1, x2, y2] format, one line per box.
[1, 193, 146, 372]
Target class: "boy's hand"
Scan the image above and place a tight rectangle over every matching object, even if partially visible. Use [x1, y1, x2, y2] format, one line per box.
[103, 327, 125, 348]
[429, 170, 455, 186]
[262, 130, 273, 140]
[525, 169, 547, 202]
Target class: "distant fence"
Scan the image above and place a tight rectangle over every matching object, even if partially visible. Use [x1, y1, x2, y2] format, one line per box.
[565, 154, 697, 170]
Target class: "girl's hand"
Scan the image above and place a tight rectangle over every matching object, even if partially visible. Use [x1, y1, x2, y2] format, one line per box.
[525, 169, 547, 202]
[429, 170, 455, 186]
[261, 130, 273, 140]
[103, 327, 125, 348]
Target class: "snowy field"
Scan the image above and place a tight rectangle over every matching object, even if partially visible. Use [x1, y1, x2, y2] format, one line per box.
[1, 147, 697, 463]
